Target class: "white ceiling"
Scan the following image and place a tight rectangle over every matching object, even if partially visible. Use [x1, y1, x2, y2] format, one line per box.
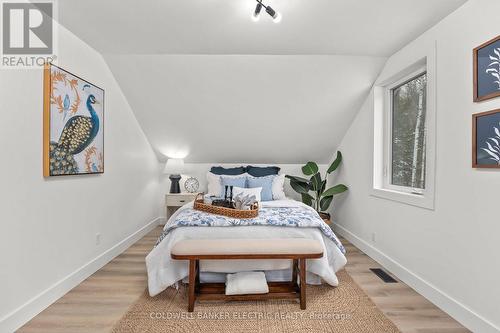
[55, 0, 467, 163]
[58, 0, 467, 56]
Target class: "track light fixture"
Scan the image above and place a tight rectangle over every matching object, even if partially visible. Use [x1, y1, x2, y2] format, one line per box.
[252, 3, 262, 21]
[252, 0, 281, 23]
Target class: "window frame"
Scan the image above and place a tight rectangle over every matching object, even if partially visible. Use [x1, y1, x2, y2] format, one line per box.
[372, 48, 436, 210]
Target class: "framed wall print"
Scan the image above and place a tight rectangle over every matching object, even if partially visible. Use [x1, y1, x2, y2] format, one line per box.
[43, 64, 104, 176]
[473, 35, 500, 102]
[472, 109, 500, 168]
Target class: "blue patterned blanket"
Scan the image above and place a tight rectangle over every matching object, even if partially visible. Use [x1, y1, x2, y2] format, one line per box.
[157, 206, 345, 254]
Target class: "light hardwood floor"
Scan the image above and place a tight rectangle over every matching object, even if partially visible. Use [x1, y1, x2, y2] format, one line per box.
[18, 226, 469, 333]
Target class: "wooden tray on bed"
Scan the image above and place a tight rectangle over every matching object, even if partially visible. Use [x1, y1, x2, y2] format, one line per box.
[193, 194, 259, 219]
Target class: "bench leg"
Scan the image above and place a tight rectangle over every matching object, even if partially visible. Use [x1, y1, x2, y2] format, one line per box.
[292, 259, 298, 286]
[195, 260, 200, 294]
[188, 259, 196, 312]
[299, 258, 306, 310]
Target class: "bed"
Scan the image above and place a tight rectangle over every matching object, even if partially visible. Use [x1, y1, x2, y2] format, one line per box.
[146, 198, 347, 297]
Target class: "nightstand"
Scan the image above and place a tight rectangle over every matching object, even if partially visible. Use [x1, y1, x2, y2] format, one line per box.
[165, 192, 200, 222]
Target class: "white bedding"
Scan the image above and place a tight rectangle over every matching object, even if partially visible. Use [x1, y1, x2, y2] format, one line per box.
[146, 199, 347, 296]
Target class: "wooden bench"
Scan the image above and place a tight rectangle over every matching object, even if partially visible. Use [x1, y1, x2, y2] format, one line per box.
[171, 239, 323, 312]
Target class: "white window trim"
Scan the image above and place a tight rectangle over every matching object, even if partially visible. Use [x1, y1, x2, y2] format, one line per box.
[371, 46, 436, 210]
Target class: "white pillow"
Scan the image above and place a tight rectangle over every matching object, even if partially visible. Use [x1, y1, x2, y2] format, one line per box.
[272, 174, 286, 200]
[206, 172, 221, 196]
[206, 172, 250, 197]
[232, 186, 262, 202]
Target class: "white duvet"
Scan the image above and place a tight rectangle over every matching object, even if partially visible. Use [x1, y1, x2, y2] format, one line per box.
[146, 199, 347, 296]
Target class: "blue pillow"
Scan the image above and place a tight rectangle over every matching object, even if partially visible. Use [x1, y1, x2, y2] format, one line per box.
[247, 175, 275, 201]
[211, 166, 247, 175]
[220, 176, 247, 197]
[247, 166, 280, 177]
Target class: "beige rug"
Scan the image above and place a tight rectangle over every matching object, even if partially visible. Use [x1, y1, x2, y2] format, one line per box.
[112, 270, 400, 333]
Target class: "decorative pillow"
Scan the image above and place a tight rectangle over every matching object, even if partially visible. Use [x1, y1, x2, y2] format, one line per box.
[232, 186, 262, 202]
[206, 172, 249, 197]
[247, 175, 275, 201]
[220, 176, 247, 198]
[246, 165, 280, 177]
[272, 174, 286, 200]
[210, 166, 247, 175]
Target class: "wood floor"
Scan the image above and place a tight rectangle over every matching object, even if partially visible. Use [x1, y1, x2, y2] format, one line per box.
[18, 226, 469, 333]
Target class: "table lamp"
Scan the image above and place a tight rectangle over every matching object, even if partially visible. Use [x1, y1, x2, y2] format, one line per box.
[164, 158, 184, 193]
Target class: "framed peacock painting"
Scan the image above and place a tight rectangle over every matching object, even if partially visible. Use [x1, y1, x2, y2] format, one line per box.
[43, 64, 104, 176]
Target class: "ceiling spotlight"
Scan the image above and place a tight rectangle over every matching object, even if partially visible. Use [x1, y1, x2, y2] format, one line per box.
[265, 5, 276, 18]
[273, 12, 282, 23]
[252, 3, 262, 22]
[252, 0, 281, 23]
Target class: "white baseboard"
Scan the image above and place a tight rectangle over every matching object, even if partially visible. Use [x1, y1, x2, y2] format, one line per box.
[0, 217, 161, 333]
[334, 224, 500, 333]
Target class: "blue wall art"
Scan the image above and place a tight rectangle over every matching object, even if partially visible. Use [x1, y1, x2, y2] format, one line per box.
[473, 109, 500, 168]
[474, 35, 500, 102]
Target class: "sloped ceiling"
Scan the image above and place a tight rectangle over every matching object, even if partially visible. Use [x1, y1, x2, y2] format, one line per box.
[55, 0, 467, 163]
[105, 55, 385, 163]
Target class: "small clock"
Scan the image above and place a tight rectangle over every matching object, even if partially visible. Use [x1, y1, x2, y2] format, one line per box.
[184, 177, 199, 193]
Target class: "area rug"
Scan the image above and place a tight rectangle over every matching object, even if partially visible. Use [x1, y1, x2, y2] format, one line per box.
[112, 270, 400, 333]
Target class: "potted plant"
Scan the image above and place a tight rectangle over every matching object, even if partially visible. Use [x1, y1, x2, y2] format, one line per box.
[286, 151, 347, 221]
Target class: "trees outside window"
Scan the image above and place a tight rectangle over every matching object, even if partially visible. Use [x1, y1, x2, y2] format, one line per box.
[390, 73, 427, 190]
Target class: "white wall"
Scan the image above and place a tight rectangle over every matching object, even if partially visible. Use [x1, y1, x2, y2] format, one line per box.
[0, 25, 162, 331]
[330, 1, 500, 332]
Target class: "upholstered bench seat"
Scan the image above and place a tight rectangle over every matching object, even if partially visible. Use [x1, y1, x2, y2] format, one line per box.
[171, 239, 323, 259]
[171, 238, 324, 311]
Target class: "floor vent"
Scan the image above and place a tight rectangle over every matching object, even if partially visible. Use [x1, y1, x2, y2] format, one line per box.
[370, 268, 398, 283]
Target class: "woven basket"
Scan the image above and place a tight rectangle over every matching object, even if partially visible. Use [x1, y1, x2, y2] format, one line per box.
[193, 194, 258, 219]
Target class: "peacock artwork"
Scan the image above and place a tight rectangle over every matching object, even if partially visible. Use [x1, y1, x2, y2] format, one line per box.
[43, 64, 104, 176]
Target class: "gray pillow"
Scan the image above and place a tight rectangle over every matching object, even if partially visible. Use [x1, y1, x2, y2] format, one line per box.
[210, 166, 247, 175]
[247, 166, 280, 177]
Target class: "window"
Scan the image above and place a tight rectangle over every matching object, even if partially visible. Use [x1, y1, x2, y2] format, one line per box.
[390, 72, 427, 192]
[372, 52, 436, 210]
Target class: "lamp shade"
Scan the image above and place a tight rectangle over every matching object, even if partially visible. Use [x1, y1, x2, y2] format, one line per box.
[163, 158, 184, 175]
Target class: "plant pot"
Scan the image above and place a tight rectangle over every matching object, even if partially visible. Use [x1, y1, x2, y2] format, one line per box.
[318, 212, 331, 220]
[319, 212, 332, 225]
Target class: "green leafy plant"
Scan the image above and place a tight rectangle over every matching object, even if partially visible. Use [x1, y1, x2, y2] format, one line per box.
[285, 151, 348, 214]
